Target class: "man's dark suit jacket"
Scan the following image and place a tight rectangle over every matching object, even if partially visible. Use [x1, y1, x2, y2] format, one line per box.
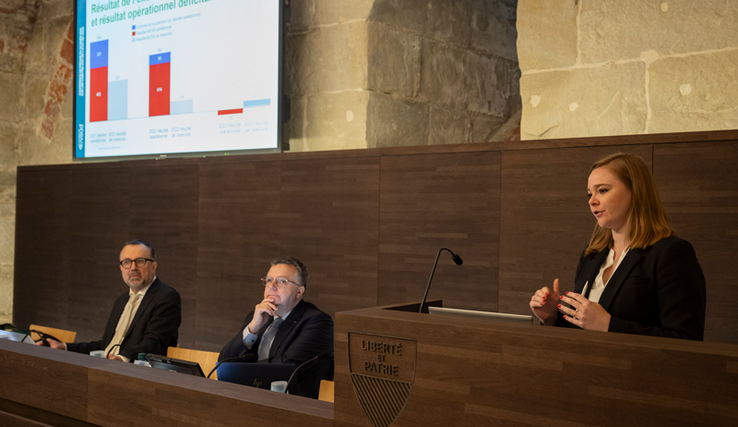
[556, 235, 706, 340]
[219, 300, 334, 399]
[67, 278, 181, 360]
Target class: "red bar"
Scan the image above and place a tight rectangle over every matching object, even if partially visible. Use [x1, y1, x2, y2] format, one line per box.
[149, 62, 170, 117]
[90, 66, 108, 122]
[218, 108, 243, 115]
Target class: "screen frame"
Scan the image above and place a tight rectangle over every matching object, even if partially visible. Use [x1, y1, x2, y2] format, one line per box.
[146, 353, 205, 377]
[73, 0, 287, 162]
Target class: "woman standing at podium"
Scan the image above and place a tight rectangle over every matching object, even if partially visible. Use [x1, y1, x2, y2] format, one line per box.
[529, 153, 706, 340]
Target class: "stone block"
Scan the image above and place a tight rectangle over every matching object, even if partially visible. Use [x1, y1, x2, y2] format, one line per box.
[45, 16, 72, 65]
[366, 92, 429, 148]
[303, 90, 369, 151]
[471, 113, 507, 142]
[425, 0, 471, 46]
[368, 0, 429, 36]
[287, 22, 368, 96]
[419, 40, 467, 108]
[24, 20, 47, 72]
[649, 51, 738, 133]
[0, 121, 19, 168]
[36, 0, 73, 23]
[0, 47, 24, 74]
[370, 0, 473, 46]
[0, 215, 14, 265]
[18, 126, 47, 166]
[0, 168, 16, 186]
[367, 22, 420, 98]
[24, 77, 47, 115]
[45, 116, 73, 164]
[286, 95, 307, 152]
[580, 0, 738, 64]
[520, 62, 647, 140]
[60, 80, 73, 118]
[465, 52, 506, 116]
[0, 71, 23, 121]
[289, 0, 374, 31]
[429, 106, 470, 145]
[469, 0, 518, 61]
[495, 58, 521, 100]
[0, 186, 14, 205]
[517, 0, 578, 72]
[20, 116, 71, 165]
[0, 263, 13, 324]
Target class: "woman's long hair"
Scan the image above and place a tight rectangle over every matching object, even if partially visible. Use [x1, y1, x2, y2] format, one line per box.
[585, 153, 674, 255]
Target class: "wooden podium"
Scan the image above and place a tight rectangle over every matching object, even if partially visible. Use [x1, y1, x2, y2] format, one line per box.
[333, 303, 738, 427]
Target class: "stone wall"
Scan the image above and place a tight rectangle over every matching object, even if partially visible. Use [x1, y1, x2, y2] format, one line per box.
[518, 0, 738, 140]
[286, 0, 520, 151]
[0, 0, 75, 323]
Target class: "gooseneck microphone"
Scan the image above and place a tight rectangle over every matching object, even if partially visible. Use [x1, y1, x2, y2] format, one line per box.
[418, 248, 463, 314]
[284, 351, 329, 394]
[28, 330, 63, 347]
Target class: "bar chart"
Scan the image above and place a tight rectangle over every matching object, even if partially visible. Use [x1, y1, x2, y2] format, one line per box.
[76, 0, 282, 159]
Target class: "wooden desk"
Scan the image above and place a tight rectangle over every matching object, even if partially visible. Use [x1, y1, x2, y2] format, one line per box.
[5, 304, 738, 427]
[333, 303, 738, 427]
[0, 339, 333, 427]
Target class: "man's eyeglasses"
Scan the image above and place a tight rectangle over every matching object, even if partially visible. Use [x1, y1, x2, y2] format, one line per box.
[261, 277, 299, 288]
[120, 258, 154, 269]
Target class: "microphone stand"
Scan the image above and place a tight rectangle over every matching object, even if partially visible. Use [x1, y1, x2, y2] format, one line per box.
[418, 248, 463, 314]
[284, 352, 329, 394]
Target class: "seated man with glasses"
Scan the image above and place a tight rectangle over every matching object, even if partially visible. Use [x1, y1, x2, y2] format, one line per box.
[39, 239, 181, 362]
[218, 256, 334, 398]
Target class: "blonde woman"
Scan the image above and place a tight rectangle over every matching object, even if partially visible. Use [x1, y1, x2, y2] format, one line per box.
[529, 153, 706, 340]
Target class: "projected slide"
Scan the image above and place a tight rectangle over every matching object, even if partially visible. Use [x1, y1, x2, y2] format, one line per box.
[75, 0, 282, 159]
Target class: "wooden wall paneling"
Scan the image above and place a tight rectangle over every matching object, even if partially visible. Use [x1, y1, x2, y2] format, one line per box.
[498, 146, 653, 314]
[654, 142, 738, 344]
[378, 152, 501, 311]
[123, 163, 201, 348]
[195, 159, 283, 351]
[66, 164, 133, 343]
[13, 168, 72, 332]
[278, 155, 381, 318]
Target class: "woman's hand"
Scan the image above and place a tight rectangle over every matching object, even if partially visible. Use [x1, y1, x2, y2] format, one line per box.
[559, 292, 611, 332]
[530, 278, 562, 326]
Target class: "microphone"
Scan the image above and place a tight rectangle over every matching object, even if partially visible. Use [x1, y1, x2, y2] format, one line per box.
[284, 351, 330, 394]
[207, 350, 257, 379]
[105, 343, 133, 360]
[29, 329, 62, 347]
[418, 248, 463, 314]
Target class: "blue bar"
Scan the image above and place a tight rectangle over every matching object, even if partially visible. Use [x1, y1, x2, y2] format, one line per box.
[108, 80, 128, 120]
[243, 98, 270, 108]
[170, 100, 193, 115]
[90, 40, 108, 69]
[75, 1, 88, 158]
[149, 52, 171, 66]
